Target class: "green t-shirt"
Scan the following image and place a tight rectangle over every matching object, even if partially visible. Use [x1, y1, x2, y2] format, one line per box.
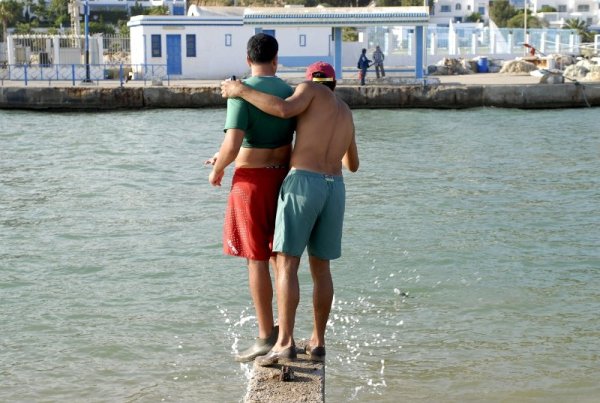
[224, 76, 295, 149]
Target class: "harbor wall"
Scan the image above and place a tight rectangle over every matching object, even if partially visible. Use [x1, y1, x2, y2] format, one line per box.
[1, 83, 599, 110]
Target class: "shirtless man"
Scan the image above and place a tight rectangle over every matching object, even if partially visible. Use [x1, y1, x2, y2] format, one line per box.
[221, 62, 359, 366]
[208, 33, 295, 362]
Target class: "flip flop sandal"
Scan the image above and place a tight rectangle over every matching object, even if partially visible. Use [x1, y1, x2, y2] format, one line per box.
[305, 343, 326, 362]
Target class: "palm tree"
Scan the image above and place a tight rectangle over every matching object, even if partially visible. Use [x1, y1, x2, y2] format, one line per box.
[563, 18, 594, 42]
[0, 0, 22, 43]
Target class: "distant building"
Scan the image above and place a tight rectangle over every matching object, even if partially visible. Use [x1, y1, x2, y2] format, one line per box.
[430, 0, 490, 25]
[127, 7, 333, 79]
[530, 0, 600, 28]
[28, 0, 187, 16]
[429, 0, 600, 28]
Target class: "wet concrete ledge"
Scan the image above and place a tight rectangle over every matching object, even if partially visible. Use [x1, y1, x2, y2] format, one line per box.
[1, 83, 600, 110]
[244, 342, 324, 403]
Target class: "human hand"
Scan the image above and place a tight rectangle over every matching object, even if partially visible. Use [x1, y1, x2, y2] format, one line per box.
[221, 79, 245, 98]
[209, 168, 224, 187]
[204, 152, 219, 166]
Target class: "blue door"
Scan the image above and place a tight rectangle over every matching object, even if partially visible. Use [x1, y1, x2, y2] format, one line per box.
[166, 35, 182, 75]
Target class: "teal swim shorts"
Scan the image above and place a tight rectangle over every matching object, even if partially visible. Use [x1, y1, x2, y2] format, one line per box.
[273, 169, 345, 260]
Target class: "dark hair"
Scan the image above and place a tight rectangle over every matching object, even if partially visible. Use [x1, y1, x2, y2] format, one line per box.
[247, 33, 279, 64]
[361, 48, 367, 54]
[310, 71, 336, 91]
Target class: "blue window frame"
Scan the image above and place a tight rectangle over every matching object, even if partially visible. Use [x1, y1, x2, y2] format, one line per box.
[441, 5, 451, 12]
[151, 34, 161, 57]
[478, 6, 485, 14]
[299, 34, 306, 47]
[225, 34, 232, 47]
[186, 34, 196, 57]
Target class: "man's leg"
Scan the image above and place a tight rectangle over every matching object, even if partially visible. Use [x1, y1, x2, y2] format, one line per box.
[248, 259, 274, 339]
[235, 258, 278, 362]
[273, 253, 300, 350]
[308, 256, 333, 348]
[381, 64, 385, 77]
[376, 65, 380, 79]
[254, 253, 300, 366]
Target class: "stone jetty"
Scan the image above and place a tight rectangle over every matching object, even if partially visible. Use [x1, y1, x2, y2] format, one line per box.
[1, 75, 600, 109]
[244, 341, 324, 403]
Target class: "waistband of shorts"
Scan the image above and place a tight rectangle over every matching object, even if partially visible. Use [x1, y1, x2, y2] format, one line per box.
[234, 166, 289, 172]
[289, 168, 344, 182]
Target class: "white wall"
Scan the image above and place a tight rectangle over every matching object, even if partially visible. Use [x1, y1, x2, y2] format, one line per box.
[195, 27, 255, 79]
[128, 15, 335, 79]
[272, 27, 331, 57]
[129, 22, 255, 79]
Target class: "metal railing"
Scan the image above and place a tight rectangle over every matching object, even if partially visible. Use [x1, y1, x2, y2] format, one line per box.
[0, 63, 169, 86]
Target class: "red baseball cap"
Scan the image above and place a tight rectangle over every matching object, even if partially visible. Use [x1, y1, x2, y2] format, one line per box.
[305, 61, 336, 82]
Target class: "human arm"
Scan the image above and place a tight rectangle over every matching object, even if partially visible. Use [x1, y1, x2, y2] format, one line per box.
[221, 80, 314, 119]
[342, 130, 359, 172]
[209, 129, 244, 186]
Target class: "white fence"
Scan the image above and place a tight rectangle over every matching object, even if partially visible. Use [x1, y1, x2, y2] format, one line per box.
[357, 26, 599, 67]
[0, 63, 168, 85]
[3, 34, 130, 66]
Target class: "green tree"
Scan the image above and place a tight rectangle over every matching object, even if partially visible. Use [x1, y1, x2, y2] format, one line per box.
[539, 5, 556, 12]
[507, 11, 544, 28]
[489, 0, 517, 27]
[47, 0, 69, 29]
[118, 20, 129, 36]
[89, 20, 115, 35]
[376, 0, 425, 5]
[14, 20, 38, 34]
[564, 18, 594, 42]
[147, 5, 169, 15]
[130, 1, 144, 17]
[285, 0, 318, 5]
[31, 0, 50, 25]
[342, 26, 358, 41]
[465, 12, 482, 22]
[1, 0, 22, 42]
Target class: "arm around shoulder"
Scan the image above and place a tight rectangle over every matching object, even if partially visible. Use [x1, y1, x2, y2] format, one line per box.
[235, 81, 314, 119]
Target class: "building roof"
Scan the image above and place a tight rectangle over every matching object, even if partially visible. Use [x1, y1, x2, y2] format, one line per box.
[129, 6, 430, 28]
[243, 6, 430, 27]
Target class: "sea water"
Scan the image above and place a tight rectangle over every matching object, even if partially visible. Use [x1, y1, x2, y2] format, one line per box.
[1, 108, 599, 402]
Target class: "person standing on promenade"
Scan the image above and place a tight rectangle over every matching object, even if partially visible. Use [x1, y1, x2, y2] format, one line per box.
[357, 48, 372, 86]
[221, 62, 359, 366]
[207, 33, 295, 362]
[372, 45, 385, 79]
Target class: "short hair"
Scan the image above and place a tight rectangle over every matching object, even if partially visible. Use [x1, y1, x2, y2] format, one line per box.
[247, 33, 279, 64]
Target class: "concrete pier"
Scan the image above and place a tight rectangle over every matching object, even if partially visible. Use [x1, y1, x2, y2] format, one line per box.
[244, 341, 325, 403]
[1, 74, 600, 109]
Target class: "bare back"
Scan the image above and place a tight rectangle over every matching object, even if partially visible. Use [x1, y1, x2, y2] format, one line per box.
[290, 83, 355, 176]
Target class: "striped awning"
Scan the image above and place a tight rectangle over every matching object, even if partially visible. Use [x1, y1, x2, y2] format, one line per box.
[243, 6, 430, 27]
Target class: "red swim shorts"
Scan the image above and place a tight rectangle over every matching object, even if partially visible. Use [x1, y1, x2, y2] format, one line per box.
[223, 167, 288, 261]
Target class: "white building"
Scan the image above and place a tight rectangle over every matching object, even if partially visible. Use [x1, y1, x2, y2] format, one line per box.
[23, 0, 187, 16]
[127, 7, 333, 79]
[127, 6, 431, 80]
[530, 0, 600, 28]
[430, 0, 599, 29]
[430, 0, 491, 25]
[86, 0, 187, 15]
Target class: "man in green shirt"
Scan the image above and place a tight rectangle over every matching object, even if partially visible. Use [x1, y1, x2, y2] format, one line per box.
[207, 33, 295, 362]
